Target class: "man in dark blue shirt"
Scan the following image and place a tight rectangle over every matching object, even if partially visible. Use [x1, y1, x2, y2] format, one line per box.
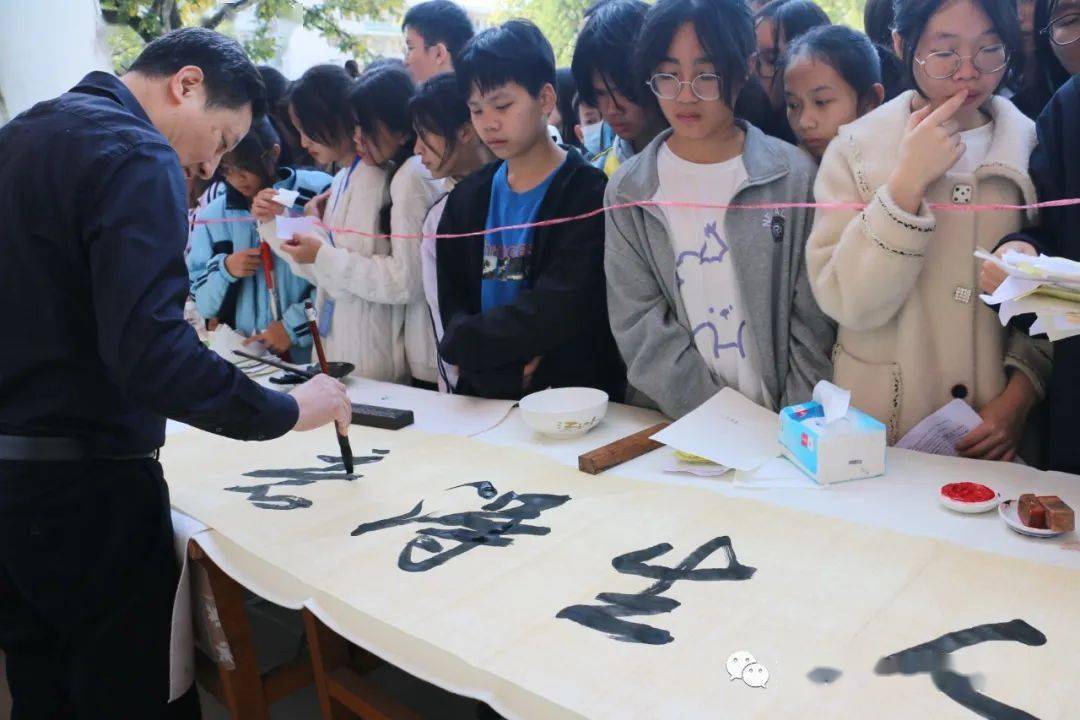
[0, 29, 349, 718]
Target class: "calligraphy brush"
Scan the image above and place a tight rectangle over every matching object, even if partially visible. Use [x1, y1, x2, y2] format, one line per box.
[259, 241, 281, 322]
[303, 299, 354, 475]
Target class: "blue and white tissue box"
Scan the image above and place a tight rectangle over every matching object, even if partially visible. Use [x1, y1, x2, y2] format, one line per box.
[778, 385, 886, 485]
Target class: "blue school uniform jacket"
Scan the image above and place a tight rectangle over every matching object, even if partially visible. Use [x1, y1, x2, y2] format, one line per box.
[187, 168, 331, 363]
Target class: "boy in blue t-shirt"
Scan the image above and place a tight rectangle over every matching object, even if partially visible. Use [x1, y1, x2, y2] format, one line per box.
[434, 20, 625, 401]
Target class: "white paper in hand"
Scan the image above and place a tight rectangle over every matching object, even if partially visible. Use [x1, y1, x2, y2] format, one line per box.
[276, 215, 318, 240]
[272, 188, 300, 207]
[651, 388, 780, 471]
[896, 399, 982, 456]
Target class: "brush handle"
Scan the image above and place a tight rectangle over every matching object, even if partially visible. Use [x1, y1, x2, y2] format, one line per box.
[301, 300, 352, 472]
[303, 300, 330, 372]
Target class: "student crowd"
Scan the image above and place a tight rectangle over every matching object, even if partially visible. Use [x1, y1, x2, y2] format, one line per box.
[185, 0, 1080, 473]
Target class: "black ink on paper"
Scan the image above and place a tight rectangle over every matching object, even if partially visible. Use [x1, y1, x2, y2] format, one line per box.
[875, 619, 1046, 720]
[557, 536, 756, 645]
[225, 451, 388, 510]
[351, 489, 570, 571]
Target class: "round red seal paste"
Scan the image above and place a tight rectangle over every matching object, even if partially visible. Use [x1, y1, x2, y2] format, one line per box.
[941, 482, 996, 503]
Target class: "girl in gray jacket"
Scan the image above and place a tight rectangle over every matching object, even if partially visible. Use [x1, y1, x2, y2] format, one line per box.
[604, 0, 835, 419]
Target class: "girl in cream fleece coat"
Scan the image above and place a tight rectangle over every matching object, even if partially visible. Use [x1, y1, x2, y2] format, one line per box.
[808, 87, 1051, 452]
[808, 0, 1053, 460]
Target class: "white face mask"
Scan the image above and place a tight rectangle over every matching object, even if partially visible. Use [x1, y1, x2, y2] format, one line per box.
[581, 121, 604, 156]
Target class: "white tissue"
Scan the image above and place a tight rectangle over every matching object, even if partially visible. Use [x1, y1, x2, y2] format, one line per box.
[812, 380, 851, 425]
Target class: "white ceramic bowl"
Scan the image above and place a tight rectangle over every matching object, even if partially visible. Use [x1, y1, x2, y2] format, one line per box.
[519, 387, 609, 439]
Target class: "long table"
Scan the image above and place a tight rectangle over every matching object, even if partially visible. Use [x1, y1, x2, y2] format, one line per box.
[165, 382, 1080, 719]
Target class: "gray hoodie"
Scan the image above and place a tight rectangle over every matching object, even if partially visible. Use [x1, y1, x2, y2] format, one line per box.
[604, 124, 835, 418]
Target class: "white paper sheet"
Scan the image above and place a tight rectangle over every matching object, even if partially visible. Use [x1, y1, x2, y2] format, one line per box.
[896, 399, 982, 456]
[275, 215, 318, 240]
[663, 459, 731, 478]
[651, 388, 781, 471]
[995, 293, 1080, 324]
[980, 276, 1043, 306]
[271, 188, 300, 207]
[207, 324, 267, 362]
[344, 377, 516, 437]
[732, 456, 820, 489]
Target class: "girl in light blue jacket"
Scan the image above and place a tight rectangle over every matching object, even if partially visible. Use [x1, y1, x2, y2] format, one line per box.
[187, 118, 331, 363]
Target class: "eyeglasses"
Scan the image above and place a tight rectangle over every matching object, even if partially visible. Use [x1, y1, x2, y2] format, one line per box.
[1041, 13, 1080, 47]
[646, 73, 723, 101]
[913, 44, 1009, 80]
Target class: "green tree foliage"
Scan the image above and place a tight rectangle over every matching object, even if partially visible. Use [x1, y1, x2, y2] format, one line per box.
[497, 0, 867, 68]
[493, 0, 592, 66]
[815, 0, 865, 30]
[100, 0, 404, 71]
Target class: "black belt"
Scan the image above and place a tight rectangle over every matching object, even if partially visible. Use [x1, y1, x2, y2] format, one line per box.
[0, 434, 160, 462]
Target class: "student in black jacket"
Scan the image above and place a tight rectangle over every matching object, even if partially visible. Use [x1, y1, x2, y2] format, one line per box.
[435, 20, 625, 401]
[981, 76, 1080, 473]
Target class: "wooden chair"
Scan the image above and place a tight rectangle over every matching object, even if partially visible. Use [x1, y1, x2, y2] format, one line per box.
[302, 609, 423, 720]
[188, 539, 314, 719]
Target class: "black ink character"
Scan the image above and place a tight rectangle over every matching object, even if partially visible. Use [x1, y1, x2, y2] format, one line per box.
[557, 536, 756, 645]
[351, 489, 570, 571]
[447, 481, 498, 499]
[225, 451, 389, 510]
[875, 619, 1046, 720]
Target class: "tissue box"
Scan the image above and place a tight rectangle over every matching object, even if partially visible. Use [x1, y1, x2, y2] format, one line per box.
[778, 402, 886, 485]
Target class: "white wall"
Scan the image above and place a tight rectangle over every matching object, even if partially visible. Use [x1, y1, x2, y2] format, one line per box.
[0, 0, 111, 122]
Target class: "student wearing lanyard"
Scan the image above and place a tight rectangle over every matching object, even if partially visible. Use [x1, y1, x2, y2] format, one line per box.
[265, 64, 409, 382]
[0, 29, 350, 718]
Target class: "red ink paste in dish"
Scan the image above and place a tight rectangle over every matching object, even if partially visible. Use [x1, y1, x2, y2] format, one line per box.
[941, 482, 996, 503]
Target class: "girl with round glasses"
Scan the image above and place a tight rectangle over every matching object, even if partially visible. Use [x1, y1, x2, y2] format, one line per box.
[603, 0, 835, 419]
[1034, 0, 1080, 95]
[807, 0, 1050, 461]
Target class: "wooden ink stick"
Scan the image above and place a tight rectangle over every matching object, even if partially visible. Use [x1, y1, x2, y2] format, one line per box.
[578, 422, 671, 475]
[304, 300, 353, 475]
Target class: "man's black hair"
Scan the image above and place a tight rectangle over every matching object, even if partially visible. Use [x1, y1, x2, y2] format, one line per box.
[635, 0, 755, 110]
[455, 20, 557, 98]
[288, 64, 355, 147]
[572, 0, 650, 107]
[402, 0, 476, 61]
[128, 27, 266, 118]
[893, 0, 1022, 97]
